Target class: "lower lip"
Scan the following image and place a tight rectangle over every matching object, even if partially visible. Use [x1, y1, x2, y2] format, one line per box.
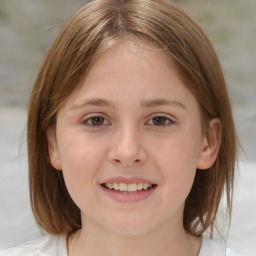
[100, 186, 157, 202]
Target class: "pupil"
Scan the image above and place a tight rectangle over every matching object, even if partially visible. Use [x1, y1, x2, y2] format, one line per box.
[153, 116, 165, 125]
[92, 117, 104, 125]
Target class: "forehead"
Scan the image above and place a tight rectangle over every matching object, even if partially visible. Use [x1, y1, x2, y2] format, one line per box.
[59, 39, 200, 118]
[74, 38, 172, 87]
[71, 39, 180, 95]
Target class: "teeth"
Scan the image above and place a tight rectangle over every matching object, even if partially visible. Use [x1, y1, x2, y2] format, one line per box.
[105, 182, 153, 192]
[107, 183, 113, 189]
[137, 183, 143, 191]
[143, 183, 150, 190]
[128, 183, 137, 192]
[113, 183, 118, 190]
[119, 183, 127, 192]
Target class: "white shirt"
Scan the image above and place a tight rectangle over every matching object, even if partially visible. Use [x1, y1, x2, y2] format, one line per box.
[0, 234, 237, 255]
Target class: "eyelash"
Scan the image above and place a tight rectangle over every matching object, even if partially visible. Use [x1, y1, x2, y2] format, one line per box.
[82, 115, 110, 128]
[82, 114, 175, 128]
[147, 115, 175, 127]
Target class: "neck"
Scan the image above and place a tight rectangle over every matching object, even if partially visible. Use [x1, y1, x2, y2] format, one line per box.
[69, 219, 201, 256]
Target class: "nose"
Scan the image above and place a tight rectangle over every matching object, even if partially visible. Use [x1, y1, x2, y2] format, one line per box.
[108, 126, 147, 167]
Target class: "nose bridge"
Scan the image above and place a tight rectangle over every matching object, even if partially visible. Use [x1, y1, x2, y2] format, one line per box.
[119, 123, 139, 149]
[108, 122, 147, 166]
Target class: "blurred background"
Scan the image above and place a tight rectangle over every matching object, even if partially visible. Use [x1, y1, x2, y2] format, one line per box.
[0, 0, 255, 254]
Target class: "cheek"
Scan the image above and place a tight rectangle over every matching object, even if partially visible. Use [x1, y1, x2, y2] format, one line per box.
[152, 132, 201, 168]
[58, 130, 107, 170]
[57, 132, 108, 203]
[150, 129, 201, 194]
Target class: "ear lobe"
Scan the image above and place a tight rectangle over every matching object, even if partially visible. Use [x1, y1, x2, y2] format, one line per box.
[46, 128, 62, 171]
[197, 118, 222, 170]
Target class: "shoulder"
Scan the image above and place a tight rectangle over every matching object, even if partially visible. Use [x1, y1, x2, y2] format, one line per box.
[226, 248, 246, 256]
[0, 234, 68, 256]
[199, 236, 237, 256]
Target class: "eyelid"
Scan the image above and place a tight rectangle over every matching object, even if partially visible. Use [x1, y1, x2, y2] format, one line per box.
[146, 113, 176, 126]
[82, 113, 111, 127]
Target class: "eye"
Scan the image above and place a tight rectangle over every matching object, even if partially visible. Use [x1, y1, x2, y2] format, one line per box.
[147, 115, 174, 126]
[82, 115, 110, 127]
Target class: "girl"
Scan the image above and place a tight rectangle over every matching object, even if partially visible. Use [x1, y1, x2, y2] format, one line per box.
[1, 0, 238, 255]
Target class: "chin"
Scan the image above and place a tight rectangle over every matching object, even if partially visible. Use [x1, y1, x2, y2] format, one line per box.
[103, 215, 157, 237]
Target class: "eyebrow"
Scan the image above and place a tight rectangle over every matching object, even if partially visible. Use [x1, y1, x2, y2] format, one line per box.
[71, 98, 115, 109]
[71, 98, 186, 110]
[141, 99, 186, 109]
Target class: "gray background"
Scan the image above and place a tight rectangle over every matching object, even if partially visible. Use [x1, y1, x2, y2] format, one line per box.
[0, 0, 255, 254]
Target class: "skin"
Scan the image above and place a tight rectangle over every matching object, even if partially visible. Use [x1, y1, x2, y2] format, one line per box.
[48, 40, 221, 256]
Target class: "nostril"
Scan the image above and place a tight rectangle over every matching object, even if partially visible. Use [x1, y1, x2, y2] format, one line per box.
[110, 158, 144, 166]
[108, 150, 147, 167]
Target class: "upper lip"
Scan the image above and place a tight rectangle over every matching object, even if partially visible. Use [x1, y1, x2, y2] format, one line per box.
[101, 176, 156, 185]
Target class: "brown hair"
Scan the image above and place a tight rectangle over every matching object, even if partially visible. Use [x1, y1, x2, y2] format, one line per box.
[27, 0, 238, 237]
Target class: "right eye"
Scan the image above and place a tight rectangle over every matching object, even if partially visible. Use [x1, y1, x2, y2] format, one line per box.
[82, 116, 110, 127]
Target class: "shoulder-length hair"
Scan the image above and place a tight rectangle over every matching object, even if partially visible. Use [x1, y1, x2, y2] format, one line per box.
[27, 0, 238, 237]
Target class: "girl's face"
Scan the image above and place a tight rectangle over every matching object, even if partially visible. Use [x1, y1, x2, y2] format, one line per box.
[48, 40, 217, 236]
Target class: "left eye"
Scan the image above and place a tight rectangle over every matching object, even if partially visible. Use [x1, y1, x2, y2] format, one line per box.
[147, 116, 174, 126]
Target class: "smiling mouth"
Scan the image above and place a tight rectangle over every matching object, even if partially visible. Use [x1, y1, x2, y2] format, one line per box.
[101, 182, 157, 193]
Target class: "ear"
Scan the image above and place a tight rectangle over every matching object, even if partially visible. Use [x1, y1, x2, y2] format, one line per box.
[46, 127, 62, 171]
[197, 118, 222, 170]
